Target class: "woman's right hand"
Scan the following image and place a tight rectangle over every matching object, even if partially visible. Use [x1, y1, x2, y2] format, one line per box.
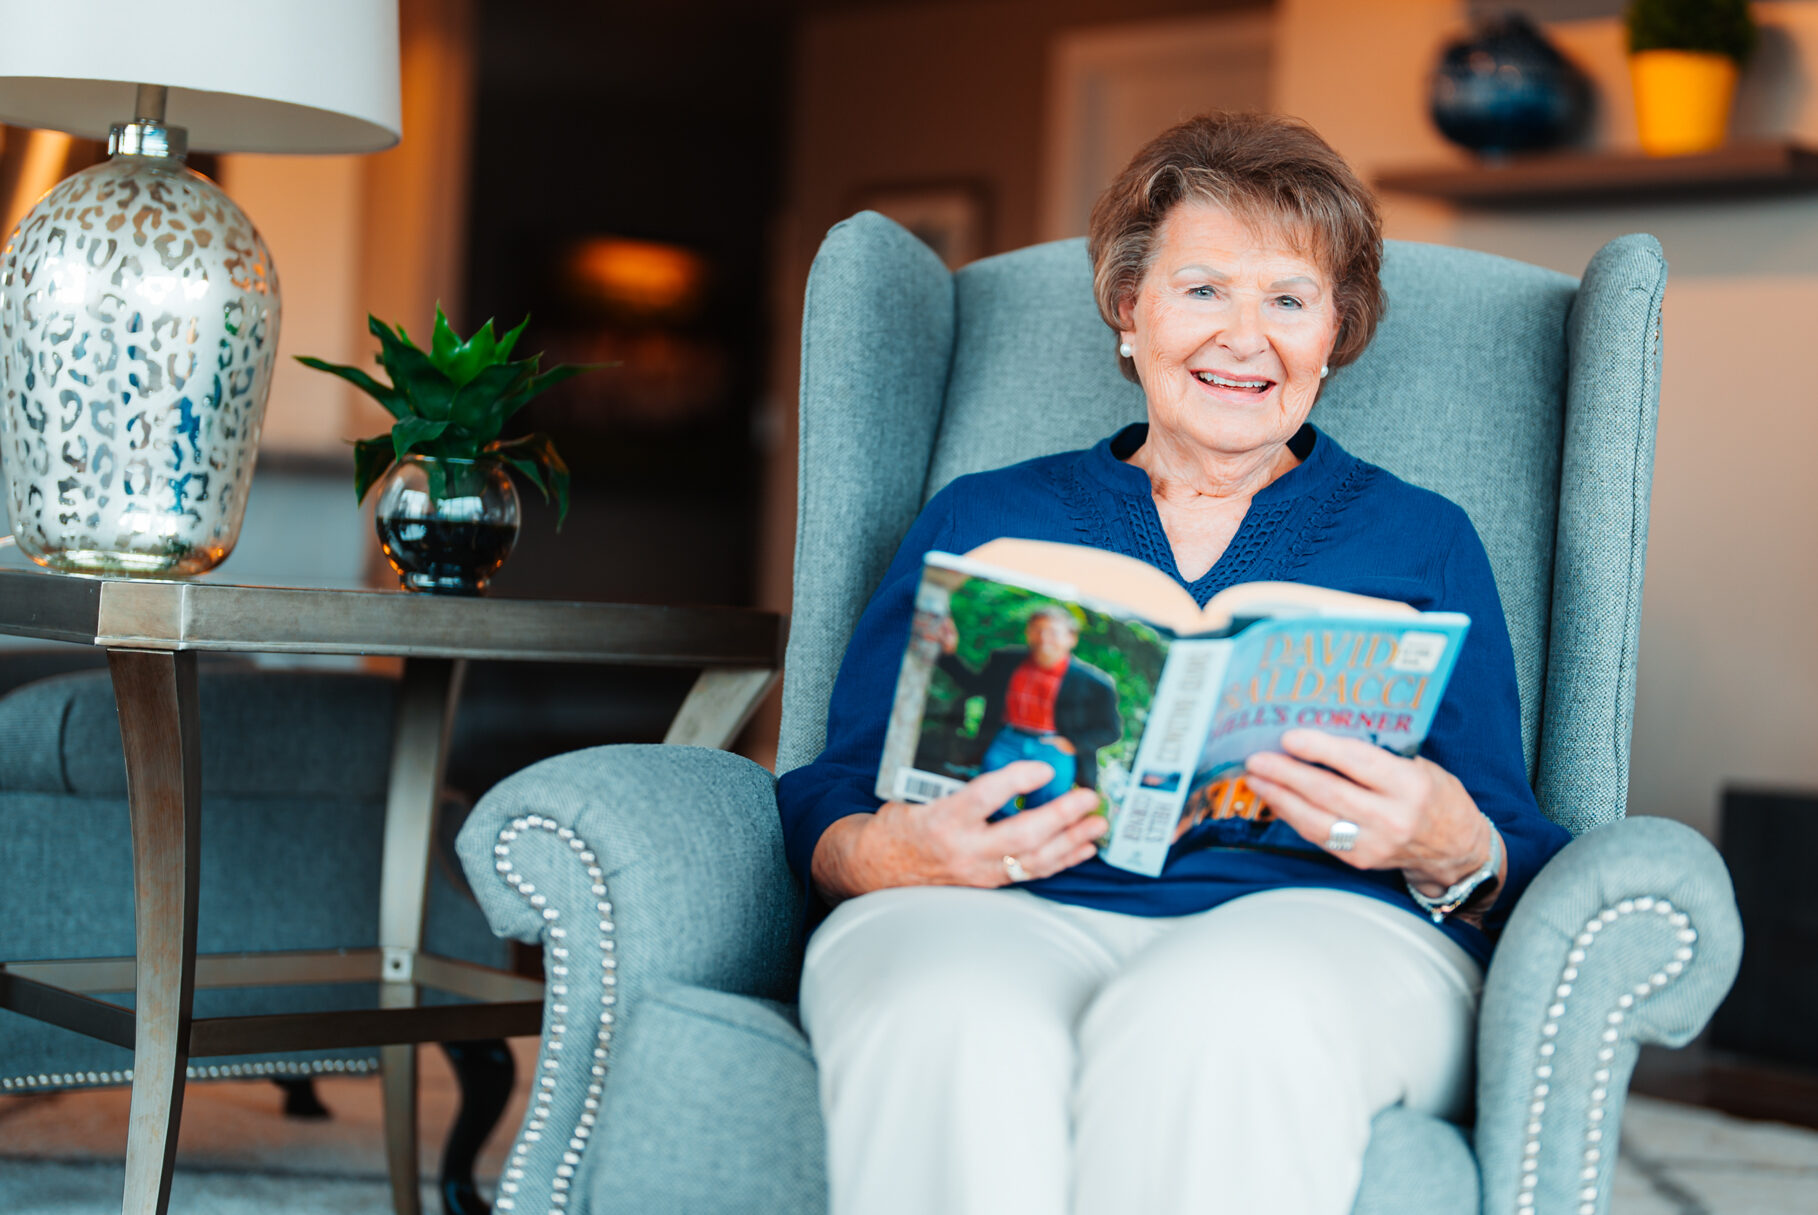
[809, 761, 1108, 904]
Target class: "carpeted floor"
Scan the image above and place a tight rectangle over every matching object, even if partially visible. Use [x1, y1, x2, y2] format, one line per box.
[2, 1041, 1815, 1213]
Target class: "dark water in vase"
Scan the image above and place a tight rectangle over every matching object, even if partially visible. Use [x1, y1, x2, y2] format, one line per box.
[377, 518, 520, 595]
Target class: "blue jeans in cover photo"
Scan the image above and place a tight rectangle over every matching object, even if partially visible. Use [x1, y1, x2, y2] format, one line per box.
[980, 726, 1077, 816]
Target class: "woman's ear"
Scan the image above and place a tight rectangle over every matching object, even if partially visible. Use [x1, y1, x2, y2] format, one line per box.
[1114, 290, 1135, 335]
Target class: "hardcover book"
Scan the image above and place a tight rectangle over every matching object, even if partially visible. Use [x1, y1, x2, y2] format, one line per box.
[876, 539, 1470, 876]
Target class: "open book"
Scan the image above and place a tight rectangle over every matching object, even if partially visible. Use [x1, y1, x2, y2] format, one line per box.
[876, 539, 1470, 877]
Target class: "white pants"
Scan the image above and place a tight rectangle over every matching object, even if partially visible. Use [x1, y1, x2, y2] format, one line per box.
[800, 886, 1482, 1215]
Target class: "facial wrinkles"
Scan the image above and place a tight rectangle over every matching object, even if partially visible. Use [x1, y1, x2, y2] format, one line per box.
[1122, 202, 1338, 492]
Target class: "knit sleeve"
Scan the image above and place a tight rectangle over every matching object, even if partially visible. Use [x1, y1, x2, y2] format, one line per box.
[775, 487, 959, 886]
[1424, 509, 1572, 933]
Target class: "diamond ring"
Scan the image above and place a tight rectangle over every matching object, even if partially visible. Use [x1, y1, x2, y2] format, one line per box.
[1324, 820, 1360, 853]
[1002, 855, 1031, 883]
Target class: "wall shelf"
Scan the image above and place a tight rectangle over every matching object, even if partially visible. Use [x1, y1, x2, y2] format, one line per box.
[1376, 142, 1818, 207]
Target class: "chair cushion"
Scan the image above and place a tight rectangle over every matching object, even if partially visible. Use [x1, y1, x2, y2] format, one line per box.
[1353, 1106, 1480, 1214]
[581, 982, 828, 1215]
[565, 981, 1475, 1215]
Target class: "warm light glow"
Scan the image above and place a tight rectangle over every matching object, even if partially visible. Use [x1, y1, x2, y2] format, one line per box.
[566, 237, 705, 318]
[3, 129, 72, 242]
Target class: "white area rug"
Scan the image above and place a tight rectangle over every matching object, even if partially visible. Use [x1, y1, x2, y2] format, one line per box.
[1610, 1097, 1818, 1214]
[2, 1050, 1814, 1213]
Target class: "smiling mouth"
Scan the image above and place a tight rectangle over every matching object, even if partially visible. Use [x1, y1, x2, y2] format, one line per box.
[1193, 370, 1273, 393]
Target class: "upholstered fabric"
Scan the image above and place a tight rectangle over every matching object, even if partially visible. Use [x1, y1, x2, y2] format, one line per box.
[1535, 236, 1668, 834]
[1475, 816, 1740, 1214]
[0, 664, 505, 1090]
[455, 216, 1741, 1215]
[0, 669, 396, 798]
[779, 219, 955, 776]
[1351, 1107, 1481, 1215]
[579, 982, 827, 1215]
[453, 744, 801, 1212]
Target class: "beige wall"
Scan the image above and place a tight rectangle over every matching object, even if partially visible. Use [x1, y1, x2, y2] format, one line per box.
[217, 0, 475, 462]
[216, 154, 368, 456]
[1275, 0, 1818, 837]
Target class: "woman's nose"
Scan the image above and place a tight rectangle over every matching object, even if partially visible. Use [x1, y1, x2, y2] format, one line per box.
[1216, 302, 1268, 358]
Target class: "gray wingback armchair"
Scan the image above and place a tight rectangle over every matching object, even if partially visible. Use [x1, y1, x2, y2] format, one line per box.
[454, 214, 1743, 1215]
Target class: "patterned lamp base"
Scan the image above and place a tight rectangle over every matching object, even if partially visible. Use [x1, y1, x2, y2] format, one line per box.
[0, 120, 280, 577]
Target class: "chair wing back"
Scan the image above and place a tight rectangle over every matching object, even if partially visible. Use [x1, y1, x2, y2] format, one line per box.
[782, 211, 1664, 836]
[779, 215, 955, 774]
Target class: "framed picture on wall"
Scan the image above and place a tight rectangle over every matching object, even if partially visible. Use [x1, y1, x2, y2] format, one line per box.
[850, 180, 991, 269]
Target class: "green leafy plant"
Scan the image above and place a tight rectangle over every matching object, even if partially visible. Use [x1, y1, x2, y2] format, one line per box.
[1626, 0, 1757, 64]
[297, 308, 601, 527]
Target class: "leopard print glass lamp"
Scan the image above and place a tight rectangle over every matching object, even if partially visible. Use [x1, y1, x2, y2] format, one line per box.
[0, 1, 402, 577]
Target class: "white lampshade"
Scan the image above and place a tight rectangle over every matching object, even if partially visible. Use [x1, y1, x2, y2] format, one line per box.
[0, 0, 401, 153]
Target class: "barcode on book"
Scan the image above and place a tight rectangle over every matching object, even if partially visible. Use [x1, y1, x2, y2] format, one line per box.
[894, 769, 964, 803]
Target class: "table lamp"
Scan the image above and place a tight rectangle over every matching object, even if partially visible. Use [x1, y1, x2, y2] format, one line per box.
[0, 0, 401, 577]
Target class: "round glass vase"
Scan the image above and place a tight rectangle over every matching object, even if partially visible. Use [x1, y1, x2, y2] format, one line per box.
[372, 456, 521, 595]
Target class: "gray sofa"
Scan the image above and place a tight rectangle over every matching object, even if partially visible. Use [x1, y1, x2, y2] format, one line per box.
[454, 216, 1743, 1215]
[0, 656, 509, 1211]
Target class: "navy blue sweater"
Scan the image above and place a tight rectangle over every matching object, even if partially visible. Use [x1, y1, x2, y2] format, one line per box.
[777, 424, 1571, 965]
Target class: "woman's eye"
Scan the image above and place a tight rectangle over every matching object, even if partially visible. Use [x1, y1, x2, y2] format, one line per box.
[1276, 296, 1303, 309]
[1188, 285, 1218, 299]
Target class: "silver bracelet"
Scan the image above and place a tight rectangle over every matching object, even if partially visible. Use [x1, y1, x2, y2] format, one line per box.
[1405, 819, 1503, 924]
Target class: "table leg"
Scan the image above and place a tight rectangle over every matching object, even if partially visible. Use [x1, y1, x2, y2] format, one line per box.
[379, 657, 464, 1215]
[382, 1042, 419, 1215]
[662, 666, 777, 750]
[108, 649, 201, 1215]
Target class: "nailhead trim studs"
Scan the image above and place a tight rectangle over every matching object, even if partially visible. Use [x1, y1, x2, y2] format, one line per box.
[490, 815, 616, 1215]
[1519, 895, 1697, 1215]
[0, 1056, 378, 1091]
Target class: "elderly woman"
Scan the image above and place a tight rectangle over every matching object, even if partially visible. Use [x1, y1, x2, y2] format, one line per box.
[776, 112, 1570, 1215]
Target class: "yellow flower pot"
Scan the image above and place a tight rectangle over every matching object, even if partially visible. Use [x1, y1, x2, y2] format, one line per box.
[1630, 50, 1739, 157]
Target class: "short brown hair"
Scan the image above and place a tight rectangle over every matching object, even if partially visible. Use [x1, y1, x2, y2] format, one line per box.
[1026, 604, 1080, 635]
[1086, 112, 1385, 383]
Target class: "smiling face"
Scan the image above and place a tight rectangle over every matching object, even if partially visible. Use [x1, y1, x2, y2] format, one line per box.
[1118, 201, 1340, 463]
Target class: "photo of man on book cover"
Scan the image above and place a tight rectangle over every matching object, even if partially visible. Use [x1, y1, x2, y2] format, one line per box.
[901, 580, 1166, 816]
[933, 605, 1121, 810]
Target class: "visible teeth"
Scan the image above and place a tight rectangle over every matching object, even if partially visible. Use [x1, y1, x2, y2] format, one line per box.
[1196, 372, 1267, 388]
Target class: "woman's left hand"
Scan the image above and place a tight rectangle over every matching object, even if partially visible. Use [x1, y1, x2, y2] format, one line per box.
[1242, 728, 1502, 897]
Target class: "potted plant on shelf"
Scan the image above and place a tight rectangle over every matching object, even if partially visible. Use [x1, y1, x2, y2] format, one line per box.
[299, 309, 599, 595]
[1626, 0, 1757, 157]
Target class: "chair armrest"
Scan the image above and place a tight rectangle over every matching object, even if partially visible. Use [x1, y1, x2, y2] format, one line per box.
[453, 742, 802, 1001]
[453, 743, 801, 1215]
[1473, 816, 1741, 1215]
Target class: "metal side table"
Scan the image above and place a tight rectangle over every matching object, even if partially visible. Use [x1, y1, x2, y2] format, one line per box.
[0, 569, 784, 1215]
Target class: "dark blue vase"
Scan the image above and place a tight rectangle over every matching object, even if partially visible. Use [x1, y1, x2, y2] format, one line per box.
[1429, 13, 1591, 156]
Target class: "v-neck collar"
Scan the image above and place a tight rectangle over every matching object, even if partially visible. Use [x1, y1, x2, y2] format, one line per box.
[1079, 422, 1346, 598]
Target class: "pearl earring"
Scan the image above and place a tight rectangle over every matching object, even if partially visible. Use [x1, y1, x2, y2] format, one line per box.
[1320, 365, 1329, 379]
[1119, 341, 1134, 358]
